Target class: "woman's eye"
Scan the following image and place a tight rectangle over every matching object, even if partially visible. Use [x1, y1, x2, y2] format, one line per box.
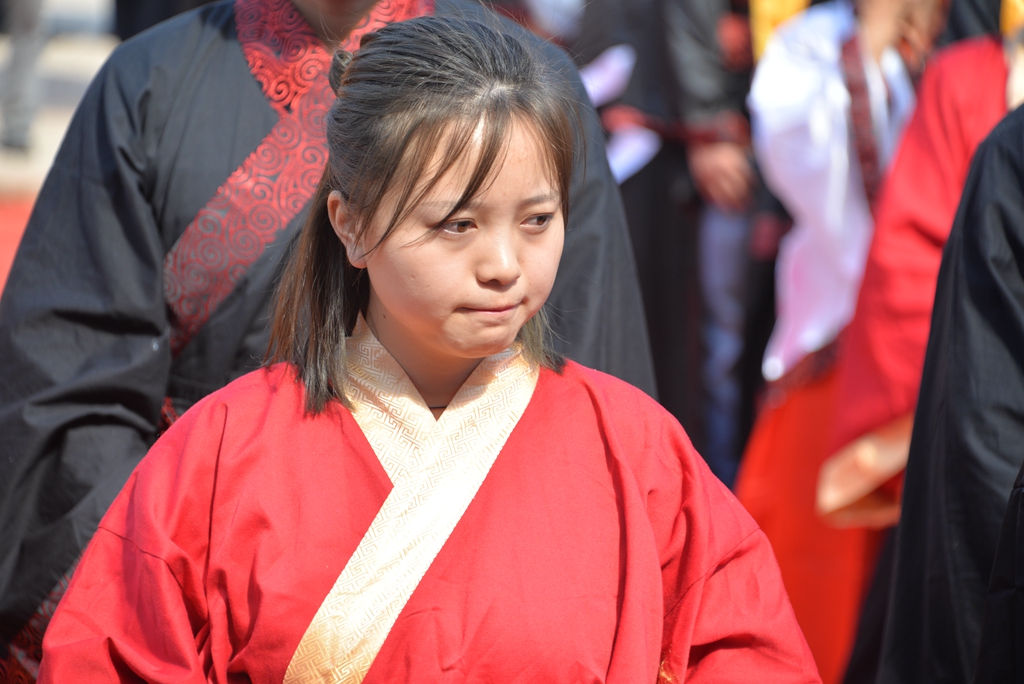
[440, 219, 475, 234]
[524, 214, 554, 229]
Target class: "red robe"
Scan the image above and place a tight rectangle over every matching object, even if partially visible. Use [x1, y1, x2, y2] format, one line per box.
[38, 362, 818, 683]
[828, 36, 1008, 455]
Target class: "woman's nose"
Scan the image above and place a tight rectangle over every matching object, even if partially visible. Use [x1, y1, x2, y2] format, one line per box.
[476, 229, 521, 285]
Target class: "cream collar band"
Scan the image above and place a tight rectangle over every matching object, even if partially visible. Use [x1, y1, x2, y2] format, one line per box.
[284, 316, 539, 683]
[342, 315, 538, 431]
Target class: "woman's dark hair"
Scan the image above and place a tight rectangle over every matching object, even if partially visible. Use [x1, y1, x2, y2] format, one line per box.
[268, 15, 580, 413]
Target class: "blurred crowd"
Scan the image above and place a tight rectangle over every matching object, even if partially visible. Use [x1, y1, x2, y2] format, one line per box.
[3, 0, 1024, 681]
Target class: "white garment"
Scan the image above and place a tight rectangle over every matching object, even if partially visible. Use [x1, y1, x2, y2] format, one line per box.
[522, 0, 585, 42]
[748, 0, 915, 381]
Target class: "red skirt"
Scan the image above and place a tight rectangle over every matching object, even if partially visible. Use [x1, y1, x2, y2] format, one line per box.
[735, 365, 883, 684]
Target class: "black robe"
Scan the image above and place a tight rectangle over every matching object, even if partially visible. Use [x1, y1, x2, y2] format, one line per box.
[878, 104, 1024, 684]
[0, 0, 655, 665]
[975, 458, 1024, 683]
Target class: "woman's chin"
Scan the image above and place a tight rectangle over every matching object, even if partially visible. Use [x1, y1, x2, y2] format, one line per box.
[447, 329, 521, 359]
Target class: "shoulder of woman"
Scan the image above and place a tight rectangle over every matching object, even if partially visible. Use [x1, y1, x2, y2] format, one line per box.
[550, 366, 761, 575]
[102, 364, 327, 543]
[547, 361, 697, 462]
[154, 363, 310, 457]
[554, 360, 663, 409]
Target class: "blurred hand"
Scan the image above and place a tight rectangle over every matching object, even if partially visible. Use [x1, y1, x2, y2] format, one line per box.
[858, 0, 906, 63]
[687, 141, 754, 212]
[859, 0, 945, 71]
[896, 0, 947, 75]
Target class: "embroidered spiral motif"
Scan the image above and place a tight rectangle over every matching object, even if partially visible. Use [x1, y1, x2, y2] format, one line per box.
[163, 0, 435, 357]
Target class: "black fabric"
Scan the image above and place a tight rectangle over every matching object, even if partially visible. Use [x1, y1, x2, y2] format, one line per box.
[115, 0, 213, 40]
[620, 146, 704, 448]
[662, 0, 748, 127]
[570, 0, 631, 67]
[974, 460, 1024, 683]
[843, 528, 896, 684]
[878, 105, 1024, 684]
[0, 0, 654, 647]
[940, 0, 1001, 45]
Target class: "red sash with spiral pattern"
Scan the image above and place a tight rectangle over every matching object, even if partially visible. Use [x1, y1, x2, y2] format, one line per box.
[163, 0, 434, 358]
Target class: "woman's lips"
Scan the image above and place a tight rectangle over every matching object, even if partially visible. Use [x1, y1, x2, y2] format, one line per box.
[460, 303, 519, 315]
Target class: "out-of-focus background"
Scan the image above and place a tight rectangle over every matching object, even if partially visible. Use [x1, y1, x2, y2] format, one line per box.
[0, 0, 114, 290]
[0, 0, 230, 291]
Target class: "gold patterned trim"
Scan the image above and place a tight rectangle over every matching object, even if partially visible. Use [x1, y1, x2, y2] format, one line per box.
[283, 318, 538, 684]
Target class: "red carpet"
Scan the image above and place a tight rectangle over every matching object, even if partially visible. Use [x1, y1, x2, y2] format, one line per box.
[0, 195, 34, 294]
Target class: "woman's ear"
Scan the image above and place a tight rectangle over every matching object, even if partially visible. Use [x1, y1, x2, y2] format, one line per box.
[327, 190, 368, 268]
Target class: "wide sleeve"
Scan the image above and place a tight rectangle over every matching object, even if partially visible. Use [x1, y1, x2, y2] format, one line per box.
[666, 528, 820, 682]
[0, 42, 172, 634]
[536, 39, 658, 397]
[879, 110, 1024, 684]
[37, 401, 225, 683]
[647, 415, 820, 682]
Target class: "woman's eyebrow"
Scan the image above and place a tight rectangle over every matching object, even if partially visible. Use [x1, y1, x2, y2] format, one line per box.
[520, 193, 559, 208]
[421, 199, 475, 211]
[420, 192, 559, 213]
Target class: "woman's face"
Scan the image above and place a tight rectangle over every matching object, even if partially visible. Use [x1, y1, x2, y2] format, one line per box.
[331, 119, 565, 373]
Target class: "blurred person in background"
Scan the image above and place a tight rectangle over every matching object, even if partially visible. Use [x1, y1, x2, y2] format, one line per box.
[505, 0, 708, 462]
[0, 0, 653, 679]
[559, 0, 757, 480]
[816, 1, 1017, 681]
[737, 0, 833, 466]
[571, 0, 711, 456]
[666, 0, 756, 486]
[734, 0, 944, 681]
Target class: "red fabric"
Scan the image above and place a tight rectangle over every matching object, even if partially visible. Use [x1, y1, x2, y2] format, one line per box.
[39, 363, 819, 683]
[0, 195, 32, 295]
[162, 0, 433, 356]
[735, 368, 884, 684]
[828, 37, 1008, 455]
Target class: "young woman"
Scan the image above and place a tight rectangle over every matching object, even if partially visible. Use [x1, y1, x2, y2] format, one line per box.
[38, 16, 818, 683]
